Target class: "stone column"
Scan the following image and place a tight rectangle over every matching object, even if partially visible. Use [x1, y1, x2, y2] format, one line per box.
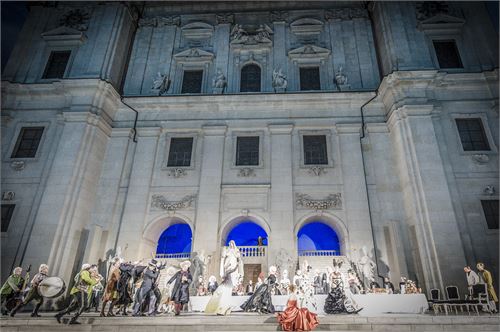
[337, 124, 375, 259]
[268, 124, 295, 269]
[116, 127, 160, 261]
[388, 105, 467, 292]
[214, 21, 231, 92]
[192, 125, 227, 275]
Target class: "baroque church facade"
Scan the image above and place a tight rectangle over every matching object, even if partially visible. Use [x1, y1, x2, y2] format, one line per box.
[1, 1, 498, 294]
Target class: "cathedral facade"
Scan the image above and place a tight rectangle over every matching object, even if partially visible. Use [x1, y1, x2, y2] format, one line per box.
[1, 1, 498, 295]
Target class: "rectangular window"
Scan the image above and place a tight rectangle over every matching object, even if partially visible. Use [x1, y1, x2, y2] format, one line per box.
[167, 137, 193, 167]
[42, 51, 71, 79]
[300, 67, 321, 91]
[303, 135, 328, 165]
[181, 70, 203, 94]
[481, 200, 499, 230]
[1, 204, 15, 233]
[433, 40, 463, 69]
[236, 136, 259, 166]
[455, 119, 490, 151]
[11, 127, 44, 158]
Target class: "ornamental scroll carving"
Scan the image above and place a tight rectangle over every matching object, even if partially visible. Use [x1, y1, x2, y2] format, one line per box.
[295, 193, 342, 210]
[151, 194, 196, 211]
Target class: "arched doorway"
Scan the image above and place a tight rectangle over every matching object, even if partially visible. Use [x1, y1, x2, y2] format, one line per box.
[297, 221, 341, 255]
[156, 223, 192, 258]
[225, 221, 268, 247]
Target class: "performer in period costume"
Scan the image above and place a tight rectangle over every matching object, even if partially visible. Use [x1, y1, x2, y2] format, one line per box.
[10, 264, 49, 317]
[115, 261, 134, 315]
[132, 260, 159, 316]
[324, 270, 361, 314]
[246, 280, 254, 295]
[277, 285, 319, 331]
[463, 266, 479, 297]
[167, 260, 192, 316]
[1, 267, 24, 315]
[101, 258, 121, 317]
[207, 276, 218, 295]
[279, 269, 291, 295]
[196, 276, 207, 296]
[313, 270, 322, 295]
[55, 264, 102, 324]
[205, 240, 244, 315]
[383, 277, 395, 294]
[477, 262, 498, 311]
[240, 265, 277, 314]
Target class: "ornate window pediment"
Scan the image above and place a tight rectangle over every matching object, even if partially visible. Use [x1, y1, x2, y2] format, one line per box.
[181, 22, 214, 40]
[418, 14, 465, 36]
[290, 18, 324, 37]
[41, 26, 87, 46]
[174, 48, 214, 65]
[288, 45, 331, 65]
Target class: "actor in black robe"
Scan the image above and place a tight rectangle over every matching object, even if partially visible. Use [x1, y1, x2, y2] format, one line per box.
[116, 262, 134, 315]
[240, 269, 276, 314]
[167, 261, 192, 316]
[324, 275, 362, 314]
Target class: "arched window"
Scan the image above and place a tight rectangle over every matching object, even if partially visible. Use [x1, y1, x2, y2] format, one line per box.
[156, 223, 192, 255]
[297, 221, 340, 255]
[240, 64, 261, 92]
[226, 221, 268, 246]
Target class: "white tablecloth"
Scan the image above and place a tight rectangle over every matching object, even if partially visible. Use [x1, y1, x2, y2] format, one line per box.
[190, 294, 428, 316]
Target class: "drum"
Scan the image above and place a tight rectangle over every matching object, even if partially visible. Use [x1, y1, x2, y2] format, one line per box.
[37, 277, 66, 298]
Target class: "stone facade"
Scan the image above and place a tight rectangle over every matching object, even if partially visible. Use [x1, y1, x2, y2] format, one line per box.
[1, 1, 498, 297]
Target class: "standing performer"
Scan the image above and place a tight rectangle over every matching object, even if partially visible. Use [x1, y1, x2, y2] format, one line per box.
[240, 265, 277, 314]
[477, 262, 499, 312]
[167, 260, 192, 316]
[55, 264, 102, 324]
[132, 260, 158, 316]
[1, 267, 24, 315]
[101, 258, 121, 317]
[207, 276, 218, 295]
[205, 240, 244, 315]
[10, 264, 49, 317]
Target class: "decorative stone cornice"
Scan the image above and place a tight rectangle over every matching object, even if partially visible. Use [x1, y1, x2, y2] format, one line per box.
[295, 193, 342, 210]
[151, 194, 196, 211]
[216, 13, 234, 24]
[336, 123, 361, 135]
[202, 125, 227, 136]
[59, 8, 91, 31]
[136, 127, 161, 137]
[270, 11, 288, 22]
[268, 124, 294, 134]
[325, 7, 368, 20]
[62, 112, 113, 137]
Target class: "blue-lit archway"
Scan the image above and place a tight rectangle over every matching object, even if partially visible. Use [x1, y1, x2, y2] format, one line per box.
[156, 223, 192, 254]
[297, 221, 340, 253]
[225, 221, 268, 246]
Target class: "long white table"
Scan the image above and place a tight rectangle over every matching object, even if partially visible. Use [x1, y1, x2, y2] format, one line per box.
[190, 294, 429, 316]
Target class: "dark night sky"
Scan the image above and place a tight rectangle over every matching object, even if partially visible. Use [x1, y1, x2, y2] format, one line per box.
[1, 1, 499, 74]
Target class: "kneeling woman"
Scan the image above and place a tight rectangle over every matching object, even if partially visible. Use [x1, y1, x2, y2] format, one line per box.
[278, 285, 319, 331]
[240, 266, 277, 314]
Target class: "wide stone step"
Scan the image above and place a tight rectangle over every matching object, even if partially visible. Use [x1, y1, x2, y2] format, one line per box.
[1, 313, 499, 332]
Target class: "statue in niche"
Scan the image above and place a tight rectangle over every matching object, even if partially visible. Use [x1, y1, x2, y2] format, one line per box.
[275, 248, 294, 276]
[255, 24, 273, 43]
[272, 68, 287, 92]
[152, 72, 170, 95]
[230, 24, 248, 43]
[357, 246, 376, 289]
[212, 68, 227, 94]
[335, 66, 350, 91]
[190, 250, 207, 291]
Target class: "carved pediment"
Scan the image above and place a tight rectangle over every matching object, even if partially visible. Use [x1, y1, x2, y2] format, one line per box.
[181, 22, 214, 40]
[418, 14, 465, 35]
[288, 44, 331, 64]
[290, 18, 324, 37]
[41, 26, 86, 45]
[174, 48, 214, 64]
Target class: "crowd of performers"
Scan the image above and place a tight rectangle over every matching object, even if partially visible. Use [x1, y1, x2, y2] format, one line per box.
[1, 240, 498, 330]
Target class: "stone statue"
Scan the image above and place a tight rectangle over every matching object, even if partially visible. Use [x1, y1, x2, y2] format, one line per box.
[357, 246, 376, 288]
[484, 185, 496, 195]
[190, 250, 207, 290]
[335, 66, 348, 87]
[152, 72, 170, 95]
[230, 24, 248, 43]
[255, 24, 273, 42]
[212, 69, 227, 94]
[272, 68, 287, 92]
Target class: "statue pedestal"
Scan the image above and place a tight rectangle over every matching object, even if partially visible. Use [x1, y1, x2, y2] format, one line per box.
[273, 87, 286, 93]
[337, 84, 351, 91]
[212, 87, 225, 94]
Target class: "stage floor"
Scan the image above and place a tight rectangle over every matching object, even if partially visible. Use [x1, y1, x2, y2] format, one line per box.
[1, 312, 499, 332]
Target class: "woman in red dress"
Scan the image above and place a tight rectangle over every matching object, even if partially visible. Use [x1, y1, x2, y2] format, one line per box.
[277, 285, 319, 331]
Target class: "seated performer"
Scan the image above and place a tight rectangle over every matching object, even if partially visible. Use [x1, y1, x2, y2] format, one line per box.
[246, 280, 254, 295]
[383, 277, 394, 294]
[240, 266, 277, 314]
[55, 264, 102, 324]
[101, 258, 121, 317]
[1, 267, 24, 315]
[196, 276, 207, 296]
[277, 285, 319, 331]
[10, 264, 49, 317]
[167, 260, 192, 316]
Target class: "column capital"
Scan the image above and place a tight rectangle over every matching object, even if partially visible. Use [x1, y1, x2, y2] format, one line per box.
[268, 123, 294, 134]
[202, 124, 227, 136]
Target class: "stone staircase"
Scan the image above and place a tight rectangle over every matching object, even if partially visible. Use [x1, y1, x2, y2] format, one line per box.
[2, 313, 499, 332]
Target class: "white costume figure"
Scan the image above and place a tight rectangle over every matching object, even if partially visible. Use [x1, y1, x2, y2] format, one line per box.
[280, 269, 291, 295]
[358, 246, 376, 288]
[294, 269, 317, 311]
[205, 240, 243, 315]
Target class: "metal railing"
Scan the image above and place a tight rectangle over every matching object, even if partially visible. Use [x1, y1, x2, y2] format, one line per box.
[155, 252, 192, 259]
[298, 250, 340, 257]
[223, 245, 266, 257]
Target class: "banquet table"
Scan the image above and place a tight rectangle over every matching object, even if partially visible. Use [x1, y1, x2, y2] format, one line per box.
[190, 293, 429, 316]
